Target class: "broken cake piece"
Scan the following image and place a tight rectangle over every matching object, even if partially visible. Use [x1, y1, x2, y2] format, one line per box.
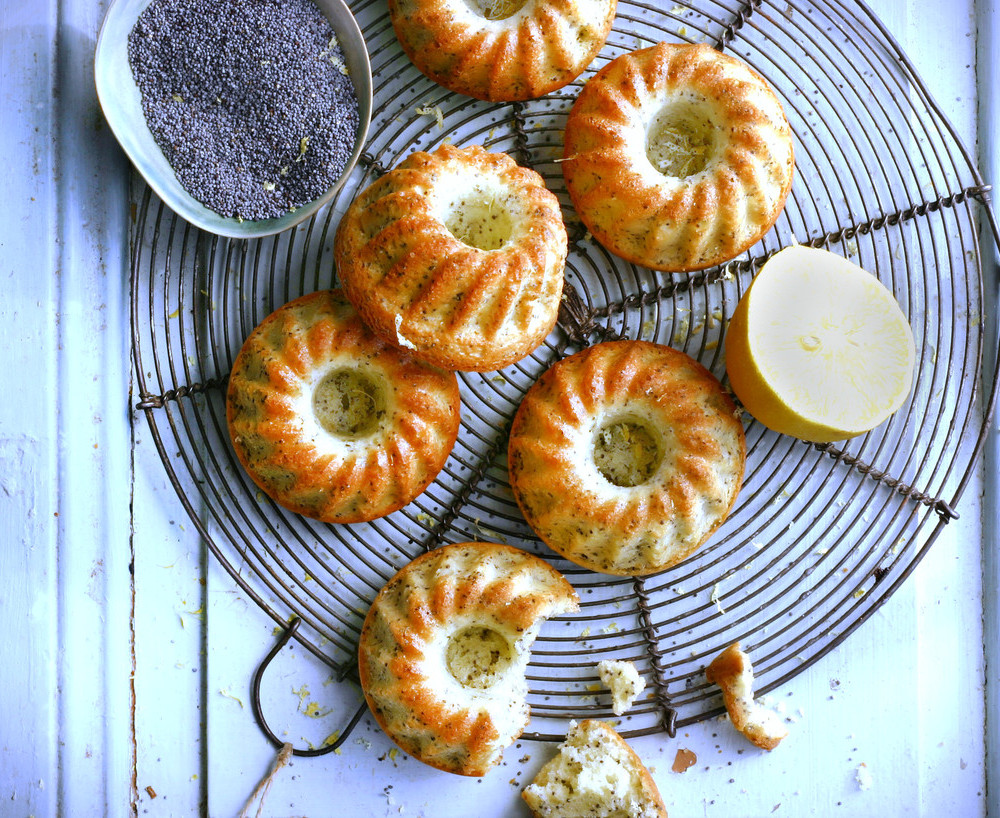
[705, 642, 789, 751]
[522, 720, 667, 818]
[598, 659, 647, 716]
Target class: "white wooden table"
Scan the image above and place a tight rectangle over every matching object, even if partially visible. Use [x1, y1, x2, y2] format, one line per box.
[2, 0, 997, 815]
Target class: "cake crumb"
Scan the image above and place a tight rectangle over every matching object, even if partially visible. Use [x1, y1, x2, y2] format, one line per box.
[598, 660, 646, 715]
[705, 643, 789, 751]
[855, 762, 873, 791]
[710, 582, 726, 614]
[394, 314, 418, 350]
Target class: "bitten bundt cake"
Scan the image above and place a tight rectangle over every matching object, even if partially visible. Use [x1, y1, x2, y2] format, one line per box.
[358, 542, 580, 776]
[226, 289, 460, 524]
[522, 720, 668, 818]
[563, 42, 794, 272]
[508, 341, 745, 575]
[388, 0, 617, 101]
[335, 144, 568, 372]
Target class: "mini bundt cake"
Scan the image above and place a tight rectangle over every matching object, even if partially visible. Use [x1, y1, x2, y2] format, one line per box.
[388, 0, 617, 101]
[522, 720, 668, 818]
[226, 289, 460, 524]
[508, 341, 745, 575]
[563, 42, 794, 272]
[335, 144, 568, 372]
[358, 542, 579, 776]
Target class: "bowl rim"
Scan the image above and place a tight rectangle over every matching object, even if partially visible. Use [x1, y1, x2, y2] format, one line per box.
[94, 0, 373, 240]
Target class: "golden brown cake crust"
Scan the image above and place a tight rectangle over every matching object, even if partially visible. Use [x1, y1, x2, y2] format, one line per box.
[388, 0, 617, 101]
[522, 720, 668, 818]
[226, 289, 460, 524]
[358, 542, 579, 776]
[508, 341, 745, 575]
[335, 144, 568, 372]
[706, 643, 789, 751]
[563, 42, 794, 272]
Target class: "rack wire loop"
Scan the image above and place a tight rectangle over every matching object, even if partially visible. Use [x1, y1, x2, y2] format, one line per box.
[811, 442, 961, 521]
[134, 377, 227, 410]
[557, 283, 598, 344]
[633, 578, 679, 738]
[511, 101, 532, 166]
[715, 0, 763, 52]
[358, 151, 388, 177]
[249, 617, 368, 757]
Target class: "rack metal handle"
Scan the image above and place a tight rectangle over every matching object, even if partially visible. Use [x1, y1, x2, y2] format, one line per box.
[249, 617, 367, 757]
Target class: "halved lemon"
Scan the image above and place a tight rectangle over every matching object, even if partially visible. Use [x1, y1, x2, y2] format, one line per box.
[725, 245, 916, 443]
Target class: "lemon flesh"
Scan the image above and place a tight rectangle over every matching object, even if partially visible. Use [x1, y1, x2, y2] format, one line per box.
[725, 245, 916, 443]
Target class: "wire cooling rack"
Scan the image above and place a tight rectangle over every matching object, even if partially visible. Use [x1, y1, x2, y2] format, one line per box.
[131, 0, 999, 743]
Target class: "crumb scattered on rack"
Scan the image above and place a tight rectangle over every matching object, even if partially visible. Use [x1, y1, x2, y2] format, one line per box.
[710, 582, 726, 614]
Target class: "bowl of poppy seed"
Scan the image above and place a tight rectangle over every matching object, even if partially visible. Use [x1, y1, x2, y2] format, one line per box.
[96, 0, 372, 239]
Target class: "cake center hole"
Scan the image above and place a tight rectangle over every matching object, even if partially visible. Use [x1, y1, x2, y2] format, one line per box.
[593, 420, 663, 487]
[313, 367, 386, 439]
[445, 626, 514, 689]
[470, 0, 527, 20]
[444, 191, 514, 251]
[646, 102, 717, 178]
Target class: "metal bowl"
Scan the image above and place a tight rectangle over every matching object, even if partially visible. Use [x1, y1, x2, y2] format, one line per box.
[95, 0, 372, 240]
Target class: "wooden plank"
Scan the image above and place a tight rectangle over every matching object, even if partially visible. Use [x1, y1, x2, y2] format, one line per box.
[0, 436, 56, 815]
[53, 0, 137, 811]
[974, 1, 1000, 817]
[130, 427, 208, 816]
[52, 0, 137, 808]
[0, 0, 136, 815]
[883, 0, 990, 808]
[0, 2, 61, 815]
[0, 3, 60, 813]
